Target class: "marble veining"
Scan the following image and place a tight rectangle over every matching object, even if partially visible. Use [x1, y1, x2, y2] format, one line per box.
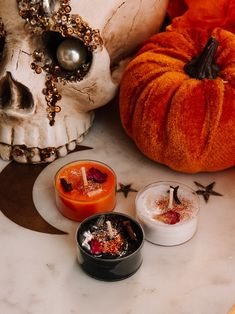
[0, 100, 235, 314]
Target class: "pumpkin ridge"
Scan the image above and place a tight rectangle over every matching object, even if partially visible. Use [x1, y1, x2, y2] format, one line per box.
[164, 78, 200, 169]
[120, 68, 180, 136]
[148, 48, 191, 63]
[128, 68, 188, 137]
[209, 29, 235, 71]
[198, 93, 234, 172]
[161, 81, 190, 164]
[132, 72, 188, 158]
[145, 52, 186, 70]
[164, 79, 211, 165]
[140, 30, 196, 56]
[120, 53, 187, 136]
[220, 66, 235, 87]
[132, 51, 186, 71]
[200, 78, 225, 163]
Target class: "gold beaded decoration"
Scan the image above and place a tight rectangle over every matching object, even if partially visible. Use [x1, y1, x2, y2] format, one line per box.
[31, 49, 63, 126]
[17, 0, 103, 126]
[17, 0, 103, 51]
[31, 46, 91, 125]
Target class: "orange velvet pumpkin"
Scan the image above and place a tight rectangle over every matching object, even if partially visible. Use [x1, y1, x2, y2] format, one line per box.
[119, 28, 235, 173]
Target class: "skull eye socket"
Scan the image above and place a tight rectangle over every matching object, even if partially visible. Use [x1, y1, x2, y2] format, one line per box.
[42, 31, 92, 79]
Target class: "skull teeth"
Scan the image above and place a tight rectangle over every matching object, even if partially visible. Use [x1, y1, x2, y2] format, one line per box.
[0, 140, 78, 163]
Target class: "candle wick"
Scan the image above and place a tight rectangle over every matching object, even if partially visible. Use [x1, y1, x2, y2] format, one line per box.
[168, 187, 174, 209]
[106, 220, 114, 239]
[81, 166, 88, 186]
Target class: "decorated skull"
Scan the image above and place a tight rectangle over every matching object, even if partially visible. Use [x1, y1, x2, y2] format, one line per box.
[0, 0, 168, 163]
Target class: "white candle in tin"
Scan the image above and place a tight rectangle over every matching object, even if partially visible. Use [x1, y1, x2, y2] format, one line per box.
[135, 181, 200, 246]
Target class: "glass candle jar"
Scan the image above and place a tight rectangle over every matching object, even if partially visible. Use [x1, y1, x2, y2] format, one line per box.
[135, 181, 200, 246]
[54, 160, 116, 222]
[76, 212, 144, 281]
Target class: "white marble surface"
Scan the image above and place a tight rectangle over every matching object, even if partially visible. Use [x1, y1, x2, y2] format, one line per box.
[0, 100, 235, 314]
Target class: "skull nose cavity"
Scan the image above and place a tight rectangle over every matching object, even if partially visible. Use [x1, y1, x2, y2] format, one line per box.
[0, 72, 34, 112]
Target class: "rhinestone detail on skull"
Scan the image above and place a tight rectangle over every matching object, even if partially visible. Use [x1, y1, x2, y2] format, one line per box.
[17, 0, 103, 51]
[17, 0, 103, 126]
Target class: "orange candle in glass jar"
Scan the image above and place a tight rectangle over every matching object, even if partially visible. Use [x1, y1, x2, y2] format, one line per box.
[54, 160, 116, 222]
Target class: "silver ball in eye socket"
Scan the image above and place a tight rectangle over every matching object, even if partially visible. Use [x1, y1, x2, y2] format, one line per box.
[56, 39, 88, 71]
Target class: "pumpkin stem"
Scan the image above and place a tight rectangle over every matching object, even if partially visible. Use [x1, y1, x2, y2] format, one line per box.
[184, 37, 220, 80]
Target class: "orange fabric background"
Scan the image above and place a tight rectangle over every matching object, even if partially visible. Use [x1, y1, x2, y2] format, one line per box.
[167, 0, 235, 35]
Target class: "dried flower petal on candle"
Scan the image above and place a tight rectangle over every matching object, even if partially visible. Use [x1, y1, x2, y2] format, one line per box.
[154, 210, 180, 225]
[60, 178, 73, 192]
[87, 167, 108, 183]
[89, 239, 103, 255]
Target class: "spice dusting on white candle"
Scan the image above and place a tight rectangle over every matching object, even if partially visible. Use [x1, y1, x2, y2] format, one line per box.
[106, 220, 114, 238]
[81, 166, 88, 186]
[168, 187, 174, 208]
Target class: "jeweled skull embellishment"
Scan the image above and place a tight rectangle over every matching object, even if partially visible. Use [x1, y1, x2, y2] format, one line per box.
[0, 0, 168, 163]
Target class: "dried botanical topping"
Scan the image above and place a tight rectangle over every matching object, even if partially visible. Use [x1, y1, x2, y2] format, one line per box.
[155, 210, 181, 225]
[170, 185, 181, 205]
[89, 239, 103, 255]
[102, 234, 125, 255]
[87, 188, 103, 198]
[87, 167, 108, 183]
[122, 220, 137, 241]
[60, 178, 73, 192]
[155, 196, 194, 223]
[82, 216, 139, 258]
[88, 234, 125, 256]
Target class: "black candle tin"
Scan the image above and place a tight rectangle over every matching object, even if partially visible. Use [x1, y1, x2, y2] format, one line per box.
[76, 212, 144, 281]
